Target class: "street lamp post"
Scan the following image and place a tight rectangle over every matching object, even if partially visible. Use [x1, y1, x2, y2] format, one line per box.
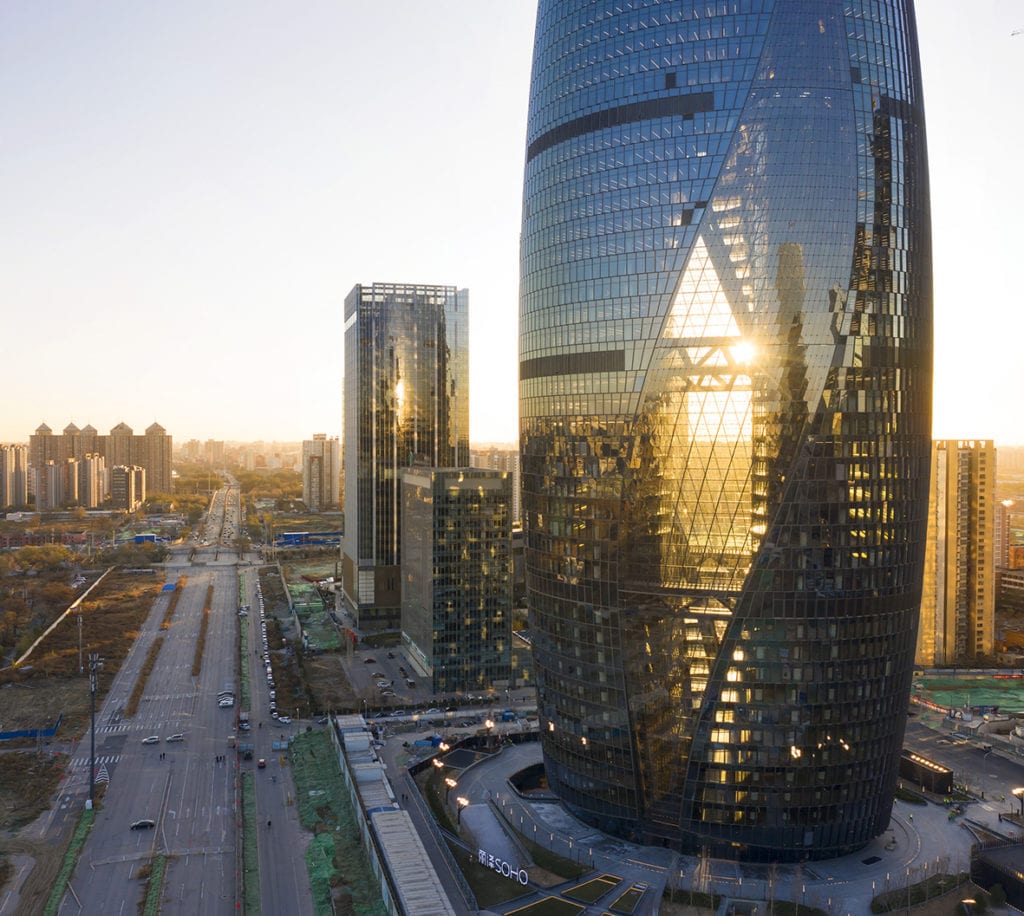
[88, 652, 103, 808]
[1012, 787, 1024, 817]
[456, 796, 469, 826]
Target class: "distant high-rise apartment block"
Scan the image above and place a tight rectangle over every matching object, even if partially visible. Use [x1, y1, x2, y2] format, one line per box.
[302, 434, 341, 511]
[141, 423, 173, 494]
[520, 0, 932, 861]
[470, 447, 521, 526]
[182, 439, 203, 462]
[77, 453, 107, 509]
[28, 421, 173, 505]
[0, 444, 29, 509]
[995, 497, 1016, 570]
[204, 439, 225, 466]
[401, 467, 513, 694]
[918, 440, 995, 665]
[33, 459, 75, 511]
[111, 465, 146, 511]
[342, 282, 469, 631]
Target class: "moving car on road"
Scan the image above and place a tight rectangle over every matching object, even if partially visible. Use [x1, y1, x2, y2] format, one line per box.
[166, 733, 184, 743]
[141, 735, 160, 745]
[130, 819, 155, 830]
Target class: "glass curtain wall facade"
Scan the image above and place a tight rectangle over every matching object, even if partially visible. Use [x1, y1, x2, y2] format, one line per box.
[342, 283, 469, 630]
[520, 0, 932, 861]
[401, 467, 513, 695]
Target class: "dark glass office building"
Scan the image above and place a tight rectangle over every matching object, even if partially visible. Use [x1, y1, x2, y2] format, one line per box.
[520, 1, 932, 861]
[401, 467, 514, 695]
[342, 283, 469, 630]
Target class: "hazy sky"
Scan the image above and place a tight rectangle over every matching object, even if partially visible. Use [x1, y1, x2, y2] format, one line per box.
[2, 2, 1021, 447]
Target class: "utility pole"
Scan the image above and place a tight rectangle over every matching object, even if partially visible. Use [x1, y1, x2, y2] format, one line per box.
[88, 652, 104, 808]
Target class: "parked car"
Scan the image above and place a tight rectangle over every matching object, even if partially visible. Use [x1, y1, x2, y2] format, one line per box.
[278, 715, 292, 725]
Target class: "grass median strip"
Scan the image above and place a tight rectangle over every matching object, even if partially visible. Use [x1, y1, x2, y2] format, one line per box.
[241, 770, 260, 915]
[160, 577, 185, 629]
[125, 635, 164, 717]
[41, 805, 94, 916]
[191, 584, 213, 677]
[137, 853, 167, 916]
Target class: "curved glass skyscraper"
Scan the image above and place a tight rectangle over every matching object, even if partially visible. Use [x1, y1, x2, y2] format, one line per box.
[520, 1, 931, 861]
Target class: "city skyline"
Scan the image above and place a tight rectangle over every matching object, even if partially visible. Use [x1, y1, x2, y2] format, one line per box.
[1, 1, 1021, 446]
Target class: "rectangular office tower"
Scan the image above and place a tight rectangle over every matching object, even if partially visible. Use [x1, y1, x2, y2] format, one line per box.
[520, 0, 932, 861]
[400, 467, 513, 694]
[917, 440, 995, 665]
[342, 282, 469, 630]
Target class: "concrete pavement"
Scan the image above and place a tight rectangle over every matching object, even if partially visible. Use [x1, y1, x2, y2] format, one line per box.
[384, 722, 1023, 916]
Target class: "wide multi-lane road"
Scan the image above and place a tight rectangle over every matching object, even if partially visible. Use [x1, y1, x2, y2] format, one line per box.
[57, 561, 242, 914]
[53, 484, 314, 915]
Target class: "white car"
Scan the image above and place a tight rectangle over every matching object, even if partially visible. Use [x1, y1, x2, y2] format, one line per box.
[278, 715, 292, 724]
[142, 735, 160, 745]
[166, 734, 184, 743]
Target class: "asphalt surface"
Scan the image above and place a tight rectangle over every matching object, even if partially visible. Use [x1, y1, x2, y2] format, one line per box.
[240, 566, 314, 916]
[56, 562, 241, 915]
[48, 484, 313, 915]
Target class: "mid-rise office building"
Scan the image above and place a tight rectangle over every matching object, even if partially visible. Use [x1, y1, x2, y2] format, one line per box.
[917, 440, 995, 665]
[401, 467, 513, 695]
[520, 0, 932, 861]
[0, 444, 29, 509]
[342, 282, 469, 630]
[302, 434, 341, 511]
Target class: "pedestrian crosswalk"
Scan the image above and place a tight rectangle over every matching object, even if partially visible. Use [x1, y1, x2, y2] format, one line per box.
[69, 753, 120, 771]
[140, 692, 200, 703]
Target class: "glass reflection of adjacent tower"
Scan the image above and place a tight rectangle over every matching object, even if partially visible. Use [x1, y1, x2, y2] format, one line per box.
[653, 238, 808, 592]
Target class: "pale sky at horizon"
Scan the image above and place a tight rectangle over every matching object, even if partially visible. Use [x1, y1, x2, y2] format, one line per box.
[2, 2, 1021, 448]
